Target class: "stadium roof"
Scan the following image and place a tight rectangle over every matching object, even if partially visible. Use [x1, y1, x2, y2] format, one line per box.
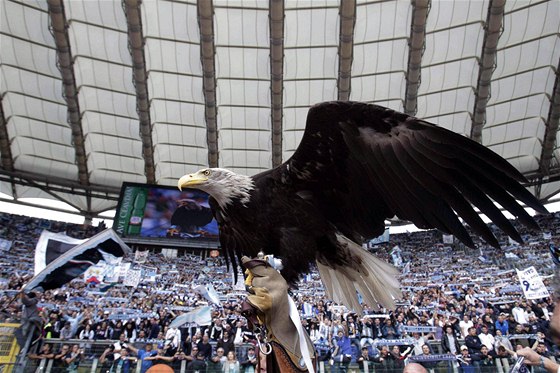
[0, 0, 559, 221]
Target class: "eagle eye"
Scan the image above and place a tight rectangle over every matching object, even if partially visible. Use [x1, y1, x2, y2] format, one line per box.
[203, 169, 211, 176]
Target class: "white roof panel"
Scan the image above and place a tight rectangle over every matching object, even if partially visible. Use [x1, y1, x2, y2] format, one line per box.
[0, 0, 558, 217]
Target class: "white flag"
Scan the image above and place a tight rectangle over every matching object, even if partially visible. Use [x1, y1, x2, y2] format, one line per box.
[193, 284, 221, 305]
[442, 234, 454, 244]
[124, 269, 142, 287]
[516, 266, 550, 300]
[169, 306, 212, 328]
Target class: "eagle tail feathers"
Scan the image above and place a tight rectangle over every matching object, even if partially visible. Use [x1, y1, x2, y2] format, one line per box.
[316, 235, 401, 314]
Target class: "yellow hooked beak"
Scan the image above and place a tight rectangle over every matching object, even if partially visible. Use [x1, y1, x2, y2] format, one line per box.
[178, 171, 208, 191]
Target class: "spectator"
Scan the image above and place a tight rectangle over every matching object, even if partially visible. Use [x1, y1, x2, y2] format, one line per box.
[332, 328, 353, 367]
[359, 317, 375, 347]
[148, 318, 161, 339]
[417, 344, 438, 371]
[371, 345, 391, 372]
[459, 315, 473, 338]
[195, 333, 212, 360]
[52, 344, 70, 373]
[495, 312, 509, 335]
[389, 345, 408, 371]
[217, 330, 235, 355]
[357, 346, 372, 369]
[493, 329, 514, 352]
[208, 347, 226, 373]
[512, 302, 528, 325]
[14, 291, 41, 348]
[472, 345, 495, 373]
[123, 321, 137, 342]
[64, 344, 84, 373]
[457, 345, 475, 373]
[99, 346, 136, 373]
[186, 352, 207, 373]
[78, 324, 94, 340]
[27, 343, 54, 363]
[127, 343, 157, 373]
[222, 350, 240, 373]
[478, 325, 495, 351]
[441, 325, 460, 355]
[60, 321, 73, 340]
[240, 346, 257, 373]
[464, 327, 483, 355]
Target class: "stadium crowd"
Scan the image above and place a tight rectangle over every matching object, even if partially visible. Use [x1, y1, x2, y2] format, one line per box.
[1, 211, 559, 372]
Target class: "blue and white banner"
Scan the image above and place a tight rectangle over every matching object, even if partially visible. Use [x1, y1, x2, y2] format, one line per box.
[403, 326, 439, 333]
[410, 354, 457, 362]
[508, 334, 537, 340]
[104, 297, 128, 303]
[372, 338, 415, 346]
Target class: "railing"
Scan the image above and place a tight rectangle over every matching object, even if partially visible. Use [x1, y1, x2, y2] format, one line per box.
[12, 335, 548, 373]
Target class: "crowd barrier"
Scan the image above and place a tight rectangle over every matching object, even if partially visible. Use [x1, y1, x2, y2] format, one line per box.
[0, 323, 19, 373]
[13, 336, 550, 373]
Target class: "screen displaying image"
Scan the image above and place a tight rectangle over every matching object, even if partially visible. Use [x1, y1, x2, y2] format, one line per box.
[113, 183, 219, 241]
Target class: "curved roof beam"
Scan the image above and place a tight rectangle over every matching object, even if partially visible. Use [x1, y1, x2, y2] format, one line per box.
[47, 0, 89, 187]
[270, 0, 284, 168]
[0, 169, 120, 198]
[539, 58, 560, 177]
[197, 0, 219, 168]
[123, 0, 156, 184]
[470, 0, 506, 143]
[337, 0, 356, 102]
[404, 0, 430, 116]
[0, 96, 13, 173]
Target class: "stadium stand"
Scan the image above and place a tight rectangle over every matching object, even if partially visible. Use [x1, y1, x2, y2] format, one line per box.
[1, 211, 559, 372]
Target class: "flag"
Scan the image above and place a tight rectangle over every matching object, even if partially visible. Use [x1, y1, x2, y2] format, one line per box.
[169, 306, 212, 328]
[505, 252, 519, 259]
[0, 238, 12, 251]
[134, 250, 149, 263]
[23, 229, 131, 292]
[516, 266, 550, 300]
[123, 269, 142, 287]
[34, 231, 86, 274]
[402, 261, 411, 275]
[442, 234, 454, 244]
[193, 284, 221, 305]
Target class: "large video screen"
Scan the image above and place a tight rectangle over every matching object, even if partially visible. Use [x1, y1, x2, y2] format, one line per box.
[113, 182, 219, 242]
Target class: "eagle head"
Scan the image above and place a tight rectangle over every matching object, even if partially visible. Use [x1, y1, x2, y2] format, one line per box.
[178, 168, 254, 208]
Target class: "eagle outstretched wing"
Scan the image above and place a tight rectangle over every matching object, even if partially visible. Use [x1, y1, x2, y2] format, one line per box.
[282, 101, 547, 247]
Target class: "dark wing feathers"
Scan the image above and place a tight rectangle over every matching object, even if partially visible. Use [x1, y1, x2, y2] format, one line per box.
[283, 101, 547, 248]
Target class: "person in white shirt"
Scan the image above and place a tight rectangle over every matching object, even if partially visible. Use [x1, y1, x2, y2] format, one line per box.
[512, 302, 528, 325]
[459, 315, 473, 338]
[465, 289, 476, 306]
[478, 325, 495, 351]
[539, 302, 551, 321]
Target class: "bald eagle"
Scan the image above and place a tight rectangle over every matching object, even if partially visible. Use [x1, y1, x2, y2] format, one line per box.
[179, 101, 547, 311]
